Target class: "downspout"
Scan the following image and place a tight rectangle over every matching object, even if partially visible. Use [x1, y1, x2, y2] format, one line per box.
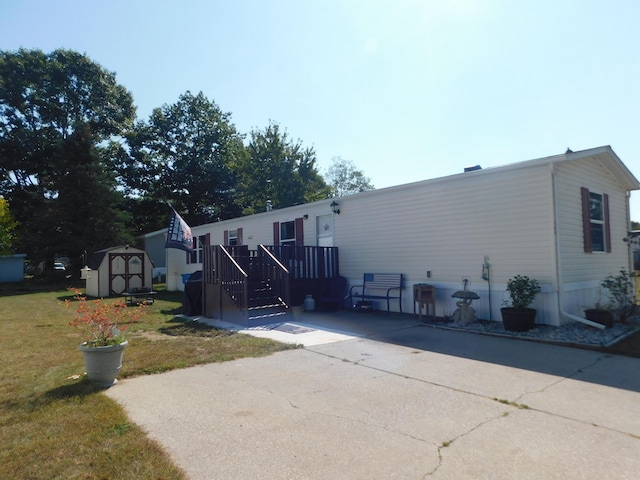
[625, 191, 633, 272]
[551, 162, 605, 329]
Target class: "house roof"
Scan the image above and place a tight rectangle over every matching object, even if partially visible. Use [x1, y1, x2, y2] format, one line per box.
[142, 145, 640, 236]
[333, 145, 640, 203]
[576, 146, 640, 190]
[491, 145, 640, 191]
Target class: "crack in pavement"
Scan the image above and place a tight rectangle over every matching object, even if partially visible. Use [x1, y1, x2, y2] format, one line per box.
[306, 347, 640, 456]
[292, 349, 524, 479]
[516, 353, 611, 401]
[422, 412, 509, 478]
[507, 353, 640, 437]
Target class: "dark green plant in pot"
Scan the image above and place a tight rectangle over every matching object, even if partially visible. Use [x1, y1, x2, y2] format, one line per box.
[501, 275, 541, 331]
[505, 275, 541, 310]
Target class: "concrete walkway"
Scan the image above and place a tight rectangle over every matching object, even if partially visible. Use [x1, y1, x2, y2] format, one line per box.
[106, 311, 640, 479]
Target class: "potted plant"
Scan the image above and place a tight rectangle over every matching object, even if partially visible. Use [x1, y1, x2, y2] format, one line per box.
[600, 268, 636, 323]
[584, 291, 614, 328]
[66, 288, 146, 387]
[501, 275, 541, 331]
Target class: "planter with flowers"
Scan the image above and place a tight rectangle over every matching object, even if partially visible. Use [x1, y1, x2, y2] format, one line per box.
[66, 288, 146, 387]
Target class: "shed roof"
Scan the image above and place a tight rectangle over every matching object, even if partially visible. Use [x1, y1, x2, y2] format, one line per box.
[88, 245, 147, 270]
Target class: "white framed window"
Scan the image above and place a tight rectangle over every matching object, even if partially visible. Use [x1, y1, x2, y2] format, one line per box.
[280, 221, 296, 246]
[582, 187, 610, 253]
[190, 235, 208, 263]
[589, 192, 605, 252]
[228, 229, 238, 246]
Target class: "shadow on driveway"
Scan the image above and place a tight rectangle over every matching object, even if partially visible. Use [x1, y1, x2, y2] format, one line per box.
[299, 309, 640, 394]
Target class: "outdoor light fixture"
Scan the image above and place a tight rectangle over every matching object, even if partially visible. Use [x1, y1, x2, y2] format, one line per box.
[330, 200, 340, 215]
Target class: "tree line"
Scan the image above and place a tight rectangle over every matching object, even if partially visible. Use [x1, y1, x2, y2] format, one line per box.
[0, 48, 373, 275]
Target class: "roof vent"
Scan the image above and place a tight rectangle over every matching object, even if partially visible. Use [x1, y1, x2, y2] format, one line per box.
[464, 165, 482, 172]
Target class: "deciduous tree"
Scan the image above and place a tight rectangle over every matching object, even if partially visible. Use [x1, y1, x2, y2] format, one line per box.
[0, 48, 135, 269]
[0, 197, 18, 255]
[238, 122, 330, 214]
[325, 157, 374, 197]
[125, 91, 245, 227]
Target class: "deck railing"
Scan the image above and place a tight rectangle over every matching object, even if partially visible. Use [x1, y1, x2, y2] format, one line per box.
[203, 245, 249, 320]
[264, 245, 339, 280]
[218, 246, 249, 313]
[203, 244, 340, 318]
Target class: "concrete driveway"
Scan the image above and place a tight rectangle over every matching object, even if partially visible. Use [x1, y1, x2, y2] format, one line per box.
[106, 312, 640, 479]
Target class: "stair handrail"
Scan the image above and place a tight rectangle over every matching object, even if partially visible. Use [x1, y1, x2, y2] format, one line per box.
[219, 245, 249, 278]
[218, 245, 249, 319]
[258, 244, 291, 307]
[258, 244, 289, 274]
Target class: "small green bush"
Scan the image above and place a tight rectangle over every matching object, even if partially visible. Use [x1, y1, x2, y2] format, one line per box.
[601, 268, 636, 322]
[504, 275, 541, 310]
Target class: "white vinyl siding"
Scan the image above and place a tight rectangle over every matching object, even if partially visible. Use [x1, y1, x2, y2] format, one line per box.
[189, 207, 320, 250]
[554, 158, 629, 284]
[336, 164, 554, 286]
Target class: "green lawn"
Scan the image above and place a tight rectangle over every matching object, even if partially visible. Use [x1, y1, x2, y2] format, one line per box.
[0, 281, 299, 479]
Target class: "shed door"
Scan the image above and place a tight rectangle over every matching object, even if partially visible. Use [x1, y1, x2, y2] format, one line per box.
[109, 253, 145, 295]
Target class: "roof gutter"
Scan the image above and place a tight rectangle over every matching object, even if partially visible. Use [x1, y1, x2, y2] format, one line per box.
[551, 162, 605, 329]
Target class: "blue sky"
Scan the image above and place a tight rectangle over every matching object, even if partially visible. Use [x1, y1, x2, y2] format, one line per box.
[3, 0, 640, 219]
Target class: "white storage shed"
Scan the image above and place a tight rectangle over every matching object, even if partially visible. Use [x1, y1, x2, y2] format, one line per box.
[85, 245, 154, 298]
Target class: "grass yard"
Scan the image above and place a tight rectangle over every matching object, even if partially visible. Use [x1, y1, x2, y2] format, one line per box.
[0, 281, 300, 479]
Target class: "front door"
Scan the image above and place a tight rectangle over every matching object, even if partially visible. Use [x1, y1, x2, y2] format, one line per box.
[316, 214, 334, 247]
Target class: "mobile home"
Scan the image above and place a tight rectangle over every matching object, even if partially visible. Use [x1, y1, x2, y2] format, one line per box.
[164, 146, 639, 326]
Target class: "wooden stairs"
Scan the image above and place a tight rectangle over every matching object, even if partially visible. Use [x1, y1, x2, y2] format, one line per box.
[203, 244, 340, 327]
[246, 279, 289, 325]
